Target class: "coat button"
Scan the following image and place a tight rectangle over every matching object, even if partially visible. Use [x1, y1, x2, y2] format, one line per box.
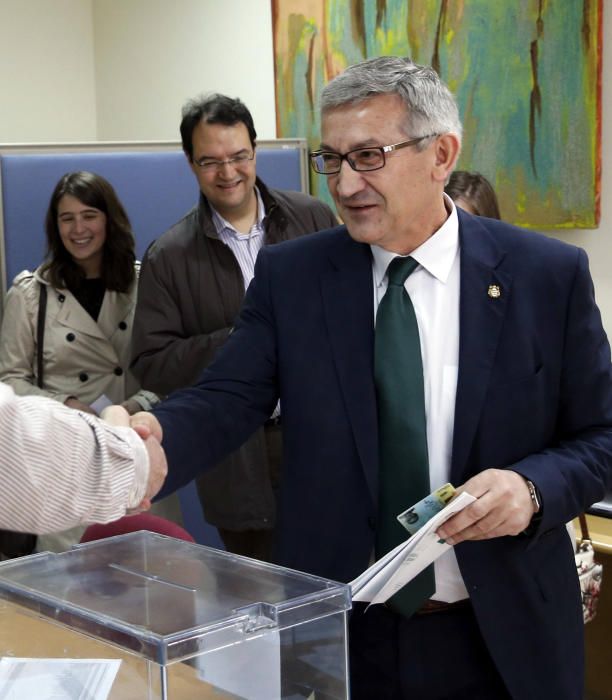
[79, 372, 88, 382]
[66, 333, 75, 342]
[114, 367, 123, 376]
[118, 321, 128, 330]
[58, 294, 66, 303]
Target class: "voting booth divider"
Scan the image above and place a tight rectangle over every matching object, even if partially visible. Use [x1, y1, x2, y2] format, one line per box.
[0, 140, 310, 550]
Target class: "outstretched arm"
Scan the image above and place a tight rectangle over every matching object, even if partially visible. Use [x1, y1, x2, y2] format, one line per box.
[0, 384, 166, 533]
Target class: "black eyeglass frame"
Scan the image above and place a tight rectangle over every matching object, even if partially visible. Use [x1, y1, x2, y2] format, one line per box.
[309, 135, 438, 175]
[193, 151, 255, 171]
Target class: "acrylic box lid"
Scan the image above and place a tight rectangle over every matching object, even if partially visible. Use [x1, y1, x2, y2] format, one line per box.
[0, 531, 351, 664]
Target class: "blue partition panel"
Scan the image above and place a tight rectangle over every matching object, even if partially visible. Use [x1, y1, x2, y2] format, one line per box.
[0, 144, 305, 286]
[0, 141, 305, 547]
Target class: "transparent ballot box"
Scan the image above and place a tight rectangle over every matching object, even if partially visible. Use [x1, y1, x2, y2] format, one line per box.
[0, 531, 351, 699]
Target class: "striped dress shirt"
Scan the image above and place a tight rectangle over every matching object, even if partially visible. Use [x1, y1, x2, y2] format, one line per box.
[0, 382, 148, 534]
[211, 187, 266, 292]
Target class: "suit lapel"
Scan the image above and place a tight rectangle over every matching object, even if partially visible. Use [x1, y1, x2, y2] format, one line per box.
[451, 212, 512, 483]
[317, 216, 511, 499]
[321, 231, 379, 503]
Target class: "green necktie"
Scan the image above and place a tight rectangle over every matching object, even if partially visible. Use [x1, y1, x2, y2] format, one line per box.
[374, 256, 434, 618]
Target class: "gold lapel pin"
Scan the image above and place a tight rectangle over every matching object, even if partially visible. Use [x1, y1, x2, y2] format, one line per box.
[487, 284, 501, 299]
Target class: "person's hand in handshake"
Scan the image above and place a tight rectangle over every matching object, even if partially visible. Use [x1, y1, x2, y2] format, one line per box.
[129, 410, 164, 443]
[102, 406, 167, 511]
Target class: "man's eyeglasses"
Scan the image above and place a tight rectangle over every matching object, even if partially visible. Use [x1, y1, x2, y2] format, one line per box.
[193, 152, 255, 171]
[309, 135, 437, 175]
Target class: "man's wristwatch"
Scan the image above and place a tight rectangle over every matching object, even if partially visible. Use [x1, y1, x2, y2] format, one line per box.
[525, 479, 541, 514]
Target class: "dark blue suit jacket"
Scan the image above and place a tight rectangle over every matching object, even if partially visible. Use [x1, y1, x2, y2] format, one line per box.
[155, 210, 612, 700]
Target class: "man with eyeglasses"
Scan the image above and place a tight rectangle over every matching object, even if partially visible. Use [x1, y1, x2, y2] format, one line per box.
[131, 93, 336, 562]
[131, 58, 612, 700]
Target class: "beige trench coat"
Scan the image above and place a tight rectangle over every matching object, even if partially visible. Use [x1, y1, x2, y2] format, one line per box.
[0, 265, 158, 411]
[0, 265, 178, 553]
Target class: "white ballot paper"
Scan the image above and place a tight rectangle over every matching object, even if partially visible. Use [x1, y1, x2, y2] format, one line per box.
[351, 491, 476, 605]
[0, 657, 120, 700]
[90, 394, 113, 414]
[196, 627, 281, 699]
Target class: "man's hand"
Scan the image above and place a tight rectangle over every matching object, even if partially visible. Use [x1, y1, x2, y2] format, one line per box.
[436, 469, 536, 545]
[129, 411, 164, 443]
[102, 407, 167, 511]
[101, 405, 131, 426]
[138, 434, 168, 510]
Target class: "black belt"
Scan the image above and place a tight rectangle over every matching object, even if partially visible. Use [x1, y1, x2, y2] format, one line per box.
[265, 416, 281, 427]
[414, 598, 471, 615]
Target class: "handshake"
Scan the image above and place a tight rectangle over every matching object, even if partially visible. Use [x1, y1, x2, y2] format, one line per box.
[101, 407, 167, 514]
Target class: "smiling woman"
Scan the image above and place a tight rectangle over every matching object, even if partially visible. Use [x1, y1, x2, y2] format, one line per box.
[0, 171, 165, 553]
[56, 194, 108, 278]
[0, 171, 158, 416]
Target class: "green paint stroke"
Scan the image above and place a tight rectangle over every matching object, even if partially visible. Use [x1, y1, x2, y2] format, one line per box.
[275, 0, 600, 228]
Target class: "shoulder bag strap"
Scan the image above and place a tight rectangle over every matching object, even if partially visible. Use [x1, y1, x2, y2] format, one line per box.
[36, 283, 47, 389]
[578, 513, 591, 543]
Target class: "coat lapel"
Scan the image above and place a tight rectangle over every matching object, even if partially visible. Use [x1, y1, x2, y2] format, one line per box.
[54, 290, 107, 341]
[54, 287, 133, 343]
[451, 212, 512, 483]
[98, 289, 133, 340]
[321, 231, 379, 503]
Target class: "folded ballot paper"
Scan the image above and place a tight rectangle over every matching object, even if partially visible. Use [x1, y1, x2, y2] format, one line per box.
[351, 489, 476, 606]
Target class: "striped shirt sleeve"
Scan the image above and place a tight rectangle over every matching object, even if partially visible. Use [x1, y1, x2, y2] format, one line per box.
[0, 382, 149, 534]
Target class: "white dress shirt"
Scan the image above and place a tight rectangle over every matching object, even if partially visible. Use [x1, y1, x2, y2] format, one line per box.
[371, 194, 467, 602]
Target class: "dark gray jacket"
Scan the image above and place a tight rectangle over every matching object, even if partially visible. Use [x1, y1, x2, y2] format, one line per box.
[131, 178, 337, 529]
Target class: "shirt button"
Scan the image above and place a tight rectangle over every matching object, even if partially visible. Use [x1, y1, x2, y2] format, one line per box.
[118, 321, 127, 330]
[79, 372, 88, 382]
[66, 333, 75, 342]
[114, 367, 123, 376]
[58, 294, 66, 303]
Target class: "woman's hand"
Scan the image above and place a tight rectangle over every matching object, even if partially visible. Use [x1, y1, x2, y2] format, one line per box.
[121, 398, 142, 416]
[64, 397, 97, 415]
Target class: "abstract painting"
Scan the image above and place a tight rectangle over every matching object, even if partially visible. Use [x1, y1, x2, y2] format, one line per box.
[272, 0, 602, 229]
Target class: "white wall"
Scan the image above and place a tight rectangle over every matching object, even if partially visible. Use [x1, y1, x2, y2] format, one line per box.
[92, 0, 276, 141]
[0, 0, 97, 141]
[1, 1, 612, 332]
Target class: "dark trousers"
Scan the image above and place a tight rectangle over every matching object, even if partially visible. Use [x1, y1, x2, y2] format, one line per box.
[218, 422, 282, 563]
[349, 602, 511, 700]
[217, 527, 275, 562]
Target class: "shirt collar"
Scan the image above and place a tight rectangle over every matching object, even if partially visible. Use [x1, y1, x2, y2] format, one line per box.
[371, 193, 459, 286]
[210, 186, 265, 239]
